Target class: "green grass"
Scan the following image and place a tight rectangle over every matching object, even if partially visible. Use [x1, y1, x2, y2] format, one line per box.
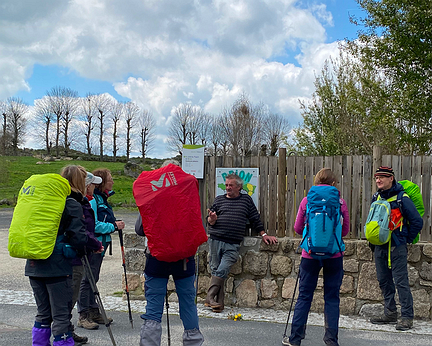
[0, 156, 150, 208]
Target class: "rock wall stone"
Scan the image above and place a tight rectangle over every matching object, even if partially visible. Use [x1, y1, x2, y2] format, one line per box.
[123, 234, 432, 320]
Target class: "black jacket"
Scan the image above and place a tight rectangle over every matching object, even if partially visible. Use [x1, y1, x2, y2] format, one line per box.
[372, 182, 423, 246]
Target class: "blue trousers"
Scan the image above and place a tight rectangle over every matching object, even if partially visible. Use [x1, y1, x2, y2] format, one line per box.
[289, 256, 343, 346]
[208, 238, 240, 279]
[374, 244, 413, 319]
[141, 274, 199, 331]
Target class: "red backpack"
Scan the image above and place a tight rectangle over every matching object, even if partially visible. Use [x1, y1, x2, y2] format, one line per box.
[133, 164, 208, 262]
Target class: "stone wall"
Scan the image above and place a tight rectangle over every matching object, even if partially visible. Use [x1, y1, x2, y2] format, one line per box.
[123, 234, 432, 320]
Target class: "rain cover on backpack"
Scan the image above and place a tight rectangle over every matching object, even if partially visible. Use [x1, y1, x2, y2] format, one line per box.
[300, 185, 345, 259]
[8, 174, 71, 259]
[133, 164, 208, 262]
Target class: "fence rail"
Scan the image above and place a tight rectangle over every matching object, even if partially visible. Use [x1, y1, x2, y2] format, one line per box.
[199, 147, 432, 242]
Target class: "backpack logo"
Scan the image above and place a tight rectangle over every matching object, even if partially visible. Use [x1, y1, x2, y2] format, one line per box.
[151, 172, 178, 191]
[21, 185, 35, 196]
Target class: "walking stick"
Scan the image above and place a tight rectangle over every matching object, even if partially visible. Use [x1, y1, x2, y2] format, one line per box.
[165, 290, 171, 346]
[195, 252, 199, 304]
[118, 228, 134, 328]
[81, 254, 117, 346]
[282, 266, 300, 339]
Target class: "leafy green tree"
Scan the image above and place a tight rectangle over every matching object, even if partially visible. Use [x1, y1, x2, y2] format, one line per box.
[348, 0, 432, 154]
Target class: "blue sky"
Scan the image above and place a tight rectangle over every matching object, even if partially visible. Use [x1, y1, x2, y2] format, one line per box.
[0, 0, 366, 159]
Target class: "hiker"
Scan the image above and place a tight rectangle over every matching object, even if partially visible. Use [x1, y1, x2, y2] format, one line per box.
[282, 168, 350, 346]
[134, 160, 205, 346]
[206, 173, 277, 313]
[369, 166, 423, 330]
[78, 168, 125, 329]
[69, 171, 104, 343]
[25, 165, 88, 346]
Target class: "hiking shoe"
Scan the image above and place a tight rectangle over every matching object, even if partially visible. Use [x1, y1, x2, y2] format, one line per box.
[281, 337, 299, 346]
[72, 331, 88, 344]
[396, 318, 413, 331]
[77, 313, 99, 330]
[370, 314, 397, 324]
[90, 308, 113, 324]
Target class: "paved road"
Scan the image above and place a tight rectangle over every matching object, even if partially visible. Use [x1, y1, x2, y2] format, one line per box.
[2, 208, 432, 345]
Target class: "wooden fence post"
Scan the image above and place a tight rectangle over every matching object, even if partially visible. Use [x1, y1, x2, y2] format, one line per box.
[278, 148, 286, 237]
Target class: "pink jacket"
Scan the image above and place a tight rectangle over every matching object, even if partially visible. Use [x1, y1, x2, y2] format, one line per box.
[294, 185, 350, 259]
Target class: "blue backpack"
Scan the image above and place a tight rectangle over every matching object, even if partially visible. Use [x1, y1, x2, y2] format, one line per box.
[300, 185, 345, 259]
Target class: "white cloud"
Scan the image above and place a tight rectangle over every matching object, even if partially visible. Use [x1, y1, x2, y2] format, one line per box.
[2, 0, 343, 158]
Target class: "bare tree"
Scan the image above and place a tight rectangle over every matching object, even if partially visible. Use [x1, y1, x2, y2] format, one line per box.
[221, 93, 264, 156]
[262, 113, 290, 155]
[34, 97, 55, 154]
[81, 93, 97, 157]
[123, 101, 139, 160]
[0, 101, 8, 155]
[167, 103, 209, 155]
[5, 97, 28, 156]
[208, 115, 224, 156]
[45, 86, 79, 156]
[93, 93, 112, 161]
[137, 109, 156, 163]
[110, 100, 124, 162]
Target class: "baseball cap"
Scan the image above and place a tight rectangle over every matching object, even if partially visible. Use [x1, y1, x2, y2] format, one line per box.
[374, 166, 395, 178]
[85, 172, 103, 186]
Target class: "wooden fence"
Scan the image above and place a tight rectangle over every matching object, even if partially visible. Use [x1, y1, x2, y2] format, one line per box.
[198, 147, 432, 241]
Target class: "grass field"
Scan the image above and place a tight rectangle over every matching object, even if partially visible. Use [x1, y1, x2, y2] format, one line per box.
[0, 156, 152, 208]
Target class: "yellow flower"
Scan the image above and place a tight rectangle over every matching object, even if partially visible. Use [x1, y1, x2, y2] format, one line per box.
[234, 318, 237, 321]
[238, 314, 242, 317]
[234, 314, 238, 319]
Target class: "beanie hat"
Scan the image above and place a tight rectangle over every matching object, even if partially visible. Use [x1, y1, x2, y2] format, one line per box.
[374, 166, 395, 178]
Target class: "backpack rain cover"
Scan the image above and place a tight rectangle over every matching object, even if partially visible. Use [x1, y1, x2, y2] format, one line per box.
[8, 174, 71, 259]
[133, 164, 208, 262]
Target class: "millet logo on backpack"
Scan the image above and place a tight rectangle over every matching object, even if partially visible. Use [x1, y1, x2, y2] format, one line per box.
[21, 185, 36, 196]
[151, 172, 178, 191]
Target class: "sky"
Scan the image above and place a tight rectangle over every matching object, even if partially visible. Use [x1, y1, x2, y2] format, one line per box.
[0, 0, 366, 159]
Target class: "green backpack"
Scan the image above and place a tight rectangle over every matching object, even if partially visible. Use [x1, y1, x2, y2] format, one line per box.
[399, 180, 424, 244]
[8, 174, 71, 259]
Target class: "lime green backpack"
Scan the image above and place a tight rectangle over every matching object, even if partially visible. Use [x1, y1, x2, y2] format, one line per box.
[8, 174, 71, 259]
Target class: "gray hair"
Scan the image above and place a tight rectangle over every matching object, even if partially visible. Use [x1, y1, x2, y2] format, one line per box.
[161, 159, 181, 168]
[225, 173, 243, 189]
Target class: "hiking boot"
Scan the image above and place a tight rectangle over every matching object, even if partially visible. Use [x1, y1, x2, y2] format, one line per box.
[281, 337, 299, 346]
[396, 318, 413, 331]
[89, 307, 113, 324]
[370, 313, 397, 324]
[77, 312, 99, 330]
[72, 331, 88, 344]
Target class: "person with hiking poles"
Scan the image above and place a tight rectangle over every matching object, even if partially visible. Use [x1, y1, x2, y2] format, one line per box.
[368, 166, 423, 331]
[78, 168, 125, 329]
[25, 165, 88, 346]
[206, 173, 277, 313]
[134, 159, 207, 346]
[69, 171, 104, 344]
[282, 168, 350, 346]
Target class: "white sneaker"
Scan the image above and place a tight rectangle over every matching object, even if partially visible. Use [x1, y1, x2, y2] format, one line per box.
[281, 337, 299, 346]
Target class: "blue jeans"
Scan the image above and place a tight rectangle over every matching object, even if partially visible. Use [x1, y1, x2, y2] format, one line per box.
[208, 238, 240, 279]
[141, 274, 199, 331]
[289, 256, 343, 346]
[374, 244, 413, 319]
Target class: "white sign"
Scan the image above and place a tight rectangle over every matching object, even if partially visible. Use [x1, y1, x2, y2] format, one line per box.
[182, 145, 205, 179]
[215, 167, 259, 208]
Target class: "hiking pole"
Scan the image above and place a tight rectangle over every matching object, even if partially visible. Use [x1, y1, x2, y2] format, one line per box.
[118, 228, 134, 328]
[195, 252, 199, 304]
[81, 254, 117, 346]
[282, 264, 301, 339]
[165, 290, 171, 346]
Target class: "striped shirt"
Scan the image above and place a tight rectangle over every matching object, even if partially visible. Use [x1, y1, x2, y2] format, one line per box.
[208, 193, 264, 244]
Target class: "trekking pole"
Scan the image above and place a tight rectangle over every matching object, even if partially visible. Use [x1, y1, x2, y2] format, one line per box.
[81, 254, 117, 346]
[118, 228, 134, 328]
[165, 290, 171, 346]
[195, 252, 199, 304]
[282, 263, 301, 339]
